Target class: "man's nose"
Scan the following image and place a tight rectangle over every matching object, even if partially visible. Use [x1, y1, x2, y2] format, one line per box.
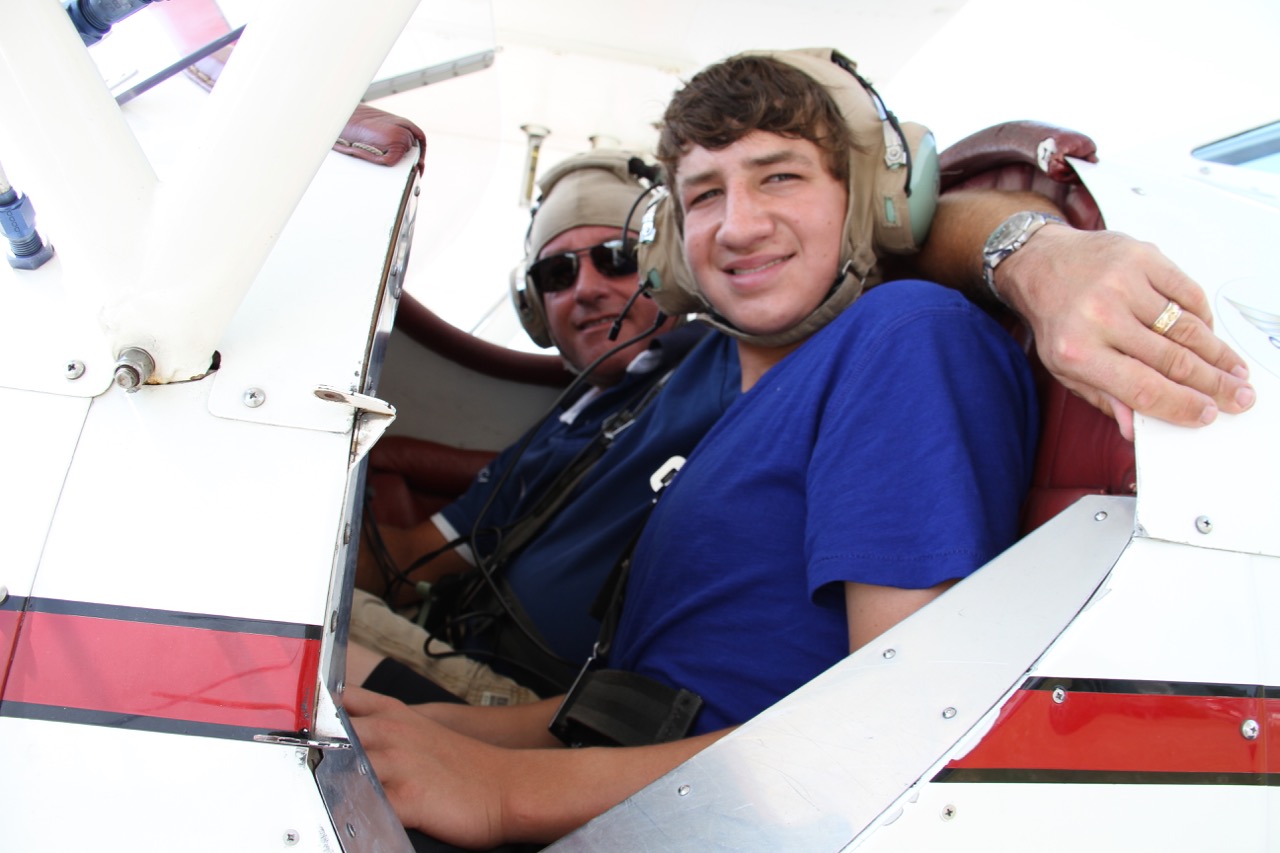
[571, 256, 612, 301]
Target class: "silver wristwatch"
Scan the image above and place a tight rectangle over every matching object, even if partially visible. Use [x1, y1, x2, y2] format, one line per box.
[982, 211, 1065, 302]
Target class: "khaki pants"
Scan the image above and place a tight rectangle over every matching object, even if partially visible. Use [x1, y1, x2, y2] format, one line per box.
[348, 588, 540, 707]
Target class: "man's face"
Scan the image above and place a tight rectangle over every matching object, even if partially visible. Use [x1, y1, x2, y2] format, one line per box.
[676, 131, 848, 339]
[538, 224, 667, 386]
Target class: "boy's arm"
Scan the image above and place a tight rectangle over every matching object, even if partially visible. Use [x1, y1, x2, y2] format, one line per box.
[346, 686, 729, 848]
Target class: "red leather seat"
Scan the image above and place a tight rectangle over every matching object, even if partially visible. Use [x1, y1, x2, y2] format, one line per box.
[366, 436, 496, 528]
[939, 120, 1136, 534]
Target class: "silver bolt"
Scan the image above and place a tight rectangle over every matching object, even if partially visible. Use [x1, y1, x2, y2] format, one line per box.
[1052, 687, 1067, 704]
[1094, 511, 1108, 522]
[113, 347, 155, 392]
[65, 361, 85, 380]
[942, 805, 957, 821]
[1242, 719, 1260, 740]
[1195, 516, 1213, 535]
[243, 387, 266, 408]
[882, 648, 896, 660]
[677, 784, 691, 797]
[283, 830, 299, 846]
[942, 707, 957, 720]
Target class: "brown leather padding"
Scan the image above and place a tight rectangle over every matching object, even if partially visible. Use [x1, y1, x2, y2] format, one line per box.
[366, 436, 498, 527]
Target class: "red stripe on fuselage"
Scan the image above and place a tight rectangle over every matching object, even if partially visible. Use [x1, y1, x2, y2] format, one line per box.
[2, 609, 320, 733]
[0, 607, 21, 700]
[946, 685, 1280, 776]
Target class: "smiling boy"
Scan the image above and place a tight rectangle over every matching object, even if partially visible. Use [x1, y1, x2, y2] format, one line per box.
[348, 49, 1043, 851]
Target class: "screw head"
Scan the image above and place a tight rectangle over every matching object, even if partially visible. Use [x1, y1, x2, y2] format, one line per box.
[1094, 511, 1108, 522]
[1052, 687, 1067, 704]
[882, 648, 896, 660]
[243, 387, 266, 408]
[677, 784, 691, 797]
[1241, 719, 1260, 740]
[1195, 516, 1213, 535]
[942, 805, 957, 820]
[942, 707, 958, 720]
[65, 361, 86, 380]
[114, 366, 141, 391]
[283, 829, 299, 845]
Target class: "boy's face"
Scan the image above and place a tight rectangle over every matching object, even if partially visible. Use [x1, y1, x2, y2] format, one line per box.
[675, 131, 848, 341]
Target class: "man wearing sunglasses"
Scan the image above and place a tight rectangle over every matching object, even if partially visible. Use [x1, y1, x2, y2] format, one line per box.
[349, 140, 1255, 709]
[350, 151, 723, 706]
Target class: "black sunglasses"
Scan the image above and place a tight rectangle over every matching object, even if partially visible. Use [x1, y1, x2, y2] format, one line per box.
[526, 239, 638, 294]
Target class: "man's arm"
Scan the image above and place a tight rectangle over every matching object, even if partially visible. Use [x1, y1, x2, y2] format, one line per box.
[899, 187, 1256, 440]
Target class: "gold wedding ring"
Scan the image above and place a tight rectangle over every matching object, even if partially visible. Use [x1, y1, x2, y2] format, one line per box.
[1151, 299, 1183, 336]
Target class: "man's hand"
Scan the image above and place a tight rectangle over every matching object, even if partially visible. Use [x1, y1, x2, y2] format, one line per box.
[996, 226, 1256, 440]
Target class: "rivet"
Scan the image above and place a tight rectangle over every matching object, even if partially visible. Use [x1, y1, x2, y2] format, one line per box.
[1241, 719, 1260, 740]
[65, 360, 85, 380]
[942, 805, 957, 821]
[284, 830, 299, 846]
[677, 784, 691, 797]
[942, 707, 957, 720]
[882, 648, 896, 660]
[1052, 687, 1067, 704]
[1195, 516, 1213, 535]
[243, 387, 266, 408]
[1094, 511, 1108, 522]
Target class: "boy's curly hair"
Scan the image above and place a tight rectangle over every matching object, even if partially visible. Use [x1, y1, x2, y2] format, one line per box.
[656, 55, 855, 191]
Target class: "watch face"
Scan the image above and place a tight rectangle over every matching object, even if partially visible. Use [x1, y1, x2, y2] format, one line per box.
[990, 211, 1037, 251]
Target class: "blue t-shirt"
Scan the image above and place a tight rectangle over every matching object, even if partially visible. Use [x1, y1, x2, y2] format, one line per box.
[439, 325, 741, 661]
[610, 281, 1039, 735]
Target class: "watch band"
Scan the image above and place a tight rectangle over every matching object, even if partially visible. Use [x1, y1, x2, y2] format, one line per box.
[982, 211, 1066, 303]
